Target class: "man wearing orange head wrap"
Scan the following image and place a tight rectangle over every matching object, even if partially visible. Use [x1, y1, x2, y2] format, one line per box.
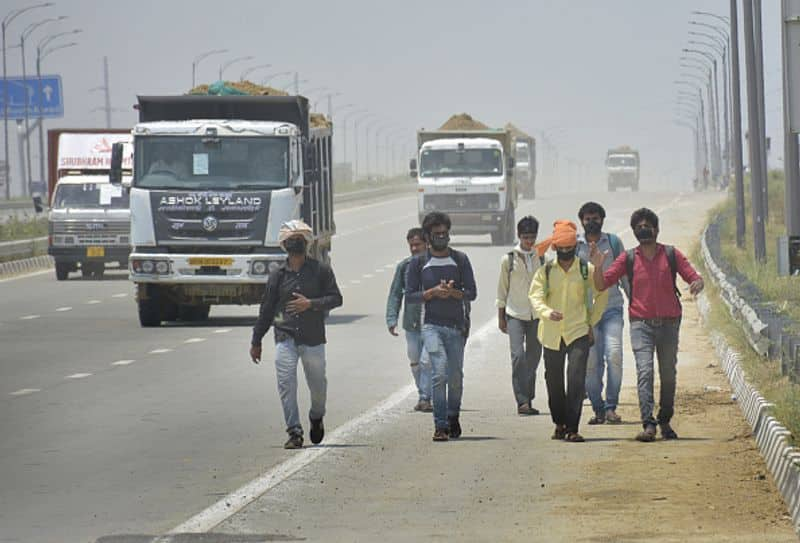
[529, 220, 608, 442]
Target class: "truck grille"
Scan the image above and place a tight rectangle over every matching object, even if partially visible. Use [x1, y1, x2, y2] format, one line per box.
[424, 193, 499, 211]
[51, 222, 130, 245]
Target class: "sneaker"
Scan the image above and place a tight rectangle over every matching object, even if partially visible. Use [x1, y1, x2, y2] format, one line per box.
[588, 414, 606, 425]
[551, 424, 567, 440]
[605, 410, 622, 424]
[432, 428, 449, 442]
[415, 399, 433, 412]
[309, 417, 324, 445]
[635, 424, 657, 443]
[659, 422, 679, 440]
[448, 416, 462, 439]
[517, 403, 540, 416]
[284, 433, 303, 449]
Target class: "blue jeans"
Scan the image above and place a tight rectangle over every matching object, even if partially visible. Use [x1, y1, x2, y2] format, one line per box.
[630, 318, 681, 428]
[585, 306, 624, 415]
[405, 330, 432, 402]
[422, 324, 465, 430]
[507, 317, 542, 406]
[275, 338, 327, 435]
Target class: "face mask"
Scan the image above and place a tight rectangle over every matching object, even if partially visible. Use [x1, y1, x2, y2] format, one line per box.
[430, 233, 450, 251]
[284, 238, 307, 255]
[556, 248, 576, 261]
[584, 221, 602, 235]
[634, 227, 655, 242]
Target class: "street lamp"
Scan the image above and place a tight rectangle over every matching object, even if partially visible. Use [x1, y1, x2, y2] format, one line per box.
[337, 107, 366, 169]
[2, 2, 54, 199]
[314, 92, 342, 116]
[683, 48, 722, 181]
[281, 79, 308, 92]
[219, 55, 253, 81]
[191, 48, 227, 88]
[261, 71, 292, 86]
[240, 63, 271, 81]
[691, 10, 729, 24]
[352, 112, 375, 181]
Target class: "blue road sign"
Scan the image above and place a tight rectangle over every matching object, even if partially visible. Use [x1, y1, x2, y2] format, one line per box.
[0, 75, 63, 119]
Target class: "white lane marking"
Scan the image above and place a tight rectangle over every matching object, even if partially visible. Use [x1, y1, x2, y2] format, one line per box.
[362, 274, 374, 279]
[112, 359, 135, 366]
[336, 214, 416, 238]
[184, 338, 206, 344]
[65, 373, 92, 380]
[168, 319, 495, 534]
[0, 269, 51, 283]
[149, 348, 173, 354]
[55, 306, 72, 312]
[19, 314, 40, 320]
[350, 280, 361, 284]
[213, 329, 232, 334]
[87, 300, 101, 305]
[111, 293, 128, 298]
[10, 388, 41, 396]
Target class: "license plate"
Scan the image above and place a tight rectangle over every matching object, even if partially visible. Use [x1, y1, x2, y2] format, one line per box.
[188, 257, 234, 267]
[86, 246, 105, 257]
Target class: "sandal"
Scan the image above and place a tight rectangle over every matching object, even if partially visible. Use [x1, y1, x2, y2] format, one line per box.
[605, 410, 622, 424]
[636, 425, 657, 442]
[659, 423, 678, 440]
[564, 432, 585, 443]
[551, 424, 567, 440]
[588, 415, 605, 425]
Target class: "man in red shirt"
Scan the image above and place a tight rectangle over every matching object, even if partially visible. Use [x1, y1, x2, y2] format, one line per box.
[590, 208, 704, 442]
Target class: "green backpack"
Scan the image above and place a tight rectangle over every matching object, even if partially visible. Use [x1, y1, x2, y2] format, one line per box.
[543, 258, 593, 318]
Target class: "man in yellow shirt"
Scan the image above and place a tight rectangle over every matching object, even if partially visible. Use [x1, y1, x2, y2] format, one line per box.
[529, 220, 608, 442]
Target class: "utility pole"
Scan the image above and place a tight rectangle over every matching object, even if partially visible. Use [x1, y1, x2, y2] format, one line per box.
[102, 56, 111, 128]
[754, 0, 769, 220]
[781, 0, 800, 237]
[743, 0, 767, 261]
[731, 0, 747, 247]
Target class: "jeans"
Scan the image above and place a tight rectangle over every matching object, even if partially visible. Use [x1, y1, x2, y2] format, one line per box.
[585, 306, 624, 415]
[422, 323, 466, 430]
[405, 330, 432, 402]
[543, 336, 590, 433]
[630, 319, 681, 428]
[275, 338, 327, 435]
[507, 316, 542, 406]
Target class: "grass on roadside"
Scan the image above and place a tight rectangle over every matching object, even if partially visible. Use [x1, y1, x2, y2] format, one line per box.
[0, 216, 48, 242]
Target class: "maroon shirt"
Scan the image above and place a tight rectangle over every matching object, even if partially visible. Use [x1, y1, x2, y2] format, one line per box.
[602, 244, 701, 319]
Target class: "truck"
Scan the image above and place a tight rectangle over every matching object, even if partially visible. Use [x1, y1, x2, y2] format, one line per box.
[108, 93, 334, 327]
[410, 114, 517, 246]
[506, 123, 536, 199]
[47, 129, 133, 280]
[606, 146, 640, 192]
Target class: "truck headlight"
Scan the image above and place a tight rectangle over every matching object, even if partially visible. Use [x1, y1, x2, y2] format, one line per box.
[141, 260, 155, 273]
[251, 260, 268, 275]
[155, 261, 170, 274]
[268, 261, 281, 274]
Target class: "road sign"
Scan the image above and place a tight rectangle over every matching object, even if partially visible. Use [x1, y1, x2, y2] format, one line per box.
[0, 75, 64, 119]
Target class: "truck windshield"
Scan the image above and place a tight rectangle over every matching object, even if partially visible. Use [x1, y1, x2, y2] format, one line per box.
[134, 136, 289, 190]
[420, 148, 503, 178]
[515, 144, 530, 162]
[53, 182, 129, 209]
[608, 155, 637, 167]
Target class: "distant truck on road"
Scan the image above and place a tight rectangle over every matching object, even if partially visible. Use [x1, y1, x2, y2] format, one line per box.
[47, 130, 132, 280]
[506, 123, 536, 199]
[606, 146, 639, 192]
[410, 114, 517, 245]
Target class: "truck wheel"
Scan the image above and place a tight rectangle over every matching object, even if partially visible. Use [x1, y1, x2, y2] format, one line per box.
[178, 304, 210, 322]
[162, 301, 179, 322]
[138, 291, 162, 327]
[93, 266, 105, 280]
[55, 262, 70, 281]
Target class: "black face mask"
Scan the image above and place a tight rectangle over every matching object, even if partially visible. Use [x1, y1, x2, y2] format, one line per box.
[430, 233, 450, 251]
[584, 220, 602, 235]
[634, 227, 655, 242]
[556, 248, 576, 261]
[284, 238, 307, 255]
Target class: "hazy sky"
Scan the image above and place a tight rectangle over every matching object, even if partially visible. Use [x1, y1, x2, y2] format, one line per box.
[0, 0, 786, 195]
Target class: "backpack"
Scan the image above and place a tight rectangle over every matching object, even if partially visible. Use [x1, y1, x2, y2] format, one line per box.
[607, 233, 624, 260]
[413, 249, 472, 338]
[625, 245, 680, 300]
[506, 251, 545, 299]
[543, 258, 593, 319]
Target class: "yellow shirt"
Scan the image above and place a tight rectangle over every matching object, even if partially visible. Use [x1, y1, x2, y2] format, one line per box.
[528, 259, 608, 351]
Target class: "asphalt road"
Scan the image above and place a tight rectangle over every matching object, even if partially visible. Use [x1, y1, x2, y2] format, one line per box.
[0, 189, 698, 542]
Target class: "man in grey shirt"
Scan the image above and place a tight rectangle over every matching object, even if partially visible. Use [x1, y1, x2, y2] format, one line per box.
[576, 202, 629, 424]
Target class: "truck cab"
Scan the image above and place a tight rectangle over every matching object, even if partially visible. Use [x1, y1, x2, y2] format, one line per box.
[412, 131, 516, 245]
[606, 147, 640, 192]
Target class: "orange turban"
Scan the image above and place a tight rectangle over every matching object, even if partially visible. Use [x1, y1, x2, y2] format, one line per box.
[534, 220, 578, 257]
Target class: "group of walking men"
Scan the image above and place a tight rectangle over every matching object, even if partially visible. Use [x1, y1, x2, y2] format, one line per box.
[248, 201, 704, 448]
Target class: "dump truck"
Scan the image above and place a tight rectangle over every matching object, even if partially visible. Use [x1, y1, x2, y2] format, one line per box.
[606, 146, 639, 192]
[47, 129, 133, 280]
[506, 123, 536, 199]
[410, 114, 517, 245]
[109, 82, 334, 326]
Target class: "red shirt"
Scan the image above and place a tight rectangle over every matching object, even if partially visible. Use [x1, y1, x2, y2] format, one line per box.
[603, 244, 701, 319]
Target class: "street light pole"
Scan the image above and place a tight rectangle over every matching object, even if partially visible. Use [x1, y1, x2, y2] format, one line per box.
[684, 49, 722, 183]
[191, 49, 227, 88]
[781, 0, 800, 237]
[219, 55, 253, 81]
[240, 63, 271, 82]
[729, 0, 747, 247]
[754, 0, 769, 219]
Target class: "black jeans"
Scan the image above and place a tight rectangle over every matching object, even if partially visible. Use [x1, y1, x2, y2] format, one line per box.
[544, 335, 591, 433]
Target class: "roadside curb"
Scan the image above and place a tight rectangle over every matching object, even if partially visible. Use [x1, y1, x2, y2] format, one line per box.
[699, 233, 800, 536]
[0, 255, 52, 278]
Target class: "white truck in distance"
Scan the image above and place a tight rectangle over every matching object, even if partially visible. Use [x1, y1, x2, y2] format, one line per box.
[109, 95, 334, 327]
[47, 131, 132, 280]
[606, 146, 640, 192]
[410, 125, 517, 245]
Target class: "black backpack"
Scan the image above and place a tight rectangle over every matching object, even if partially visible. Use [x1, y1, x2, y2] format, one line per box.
[413, 249, 472, 338]
[625, 246, 680, 300]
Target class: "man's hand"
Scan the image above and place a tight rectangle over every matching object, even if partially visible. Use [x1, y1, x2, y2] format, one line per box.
[250, 344, 262, 364]
[286, 292, 312, 315]
[425, 282, 450, 300]
[499, 316, 508, 334]
[549, 311, 564, 322]
[689, 278, 705, 296]
[589, 242, 609, 269]
[388, 325, 399, 337]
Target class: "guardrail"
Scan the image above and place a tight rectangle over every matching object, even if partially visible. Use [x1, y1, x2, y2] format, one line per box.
[701, 219, 800, 382]
[0, 236, 47, 262]
[0, 200, 37, 211]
